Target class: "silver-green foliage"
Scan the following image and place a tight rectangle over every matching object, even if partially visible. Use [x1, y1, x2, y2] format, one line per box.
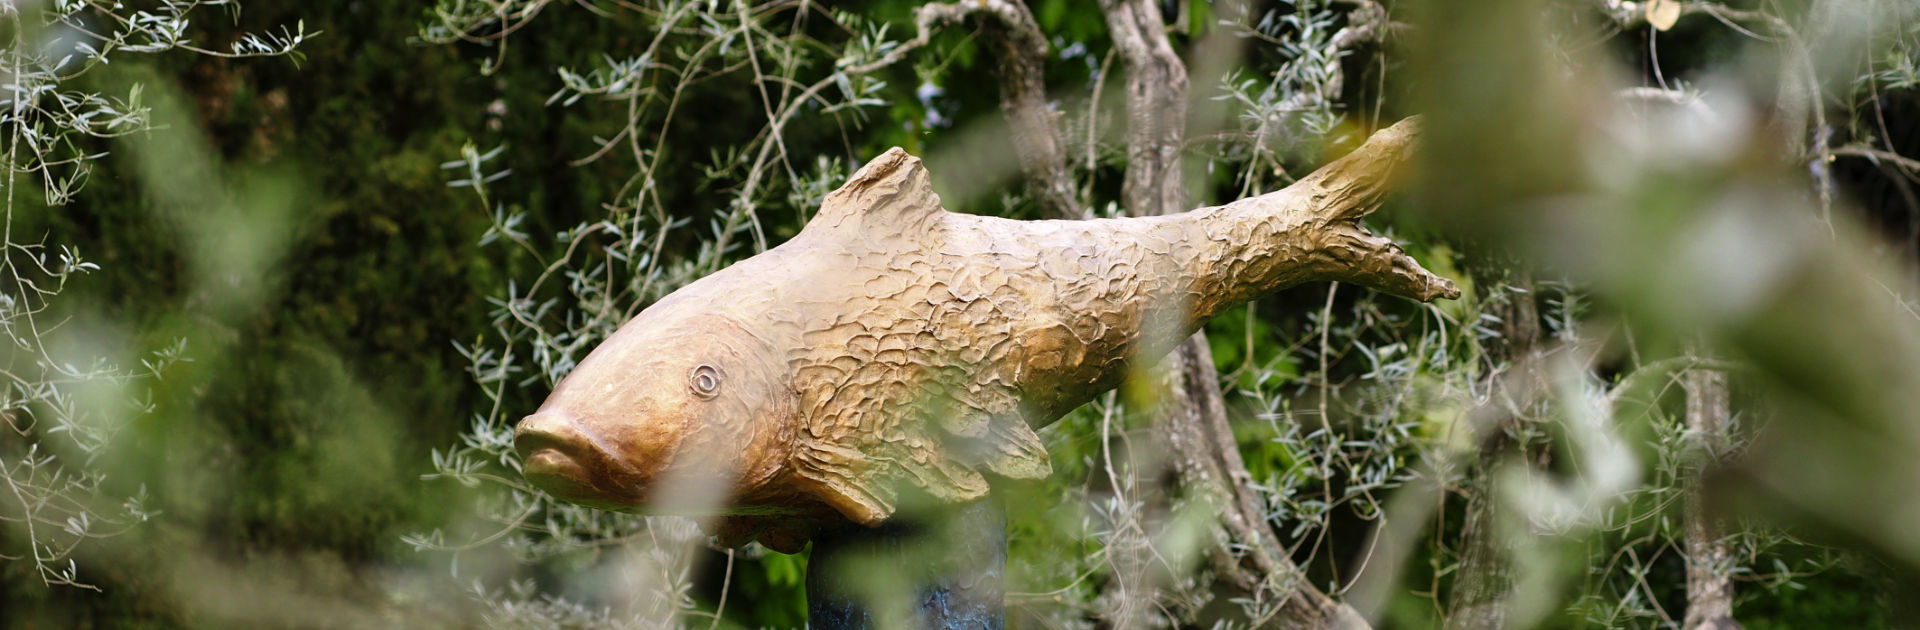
[419, 1, 1912, 627]
[0, 0, 307, 590]
[412, 1, 910, 625]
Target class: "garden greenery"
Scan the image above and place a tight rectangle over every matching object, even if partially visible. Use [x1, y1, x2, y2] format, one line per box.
[0, 0, 308, 590]
[413, 0, 1916, 627]
[0, 0, 1915, 627]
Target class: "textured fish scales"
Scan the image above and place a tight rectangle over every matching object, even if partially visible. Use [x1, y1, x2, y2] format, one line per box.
[513, 119, 1458, 551]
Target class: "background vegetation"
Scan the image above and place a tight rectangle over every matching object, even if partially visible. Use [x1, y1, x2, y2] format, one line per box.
[2, 0, 1917, 627]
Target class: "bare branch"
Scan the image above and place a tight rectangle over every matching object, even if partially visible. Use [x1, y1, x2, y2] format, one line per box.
[1102, 1, 1386, 627]
[1831, 145, 1920, 178]
[1589, 0, 1786, 32]
[968, 0, 1082, 219]
[1161, 338, 1373, 630]
[1103, 0, 1190, 217]
[1445, 271, 1540, 630]
[838, 1, 1013, 76]
[1682, 353, 1739, 630]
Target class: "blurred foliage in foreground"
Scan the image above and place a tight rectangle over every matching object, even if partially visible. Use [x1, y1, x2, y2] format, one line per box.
[2, 0, 1918, 628]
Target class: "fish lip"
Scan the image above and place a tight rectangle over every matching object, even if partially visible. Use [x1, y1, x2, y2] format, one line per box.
[520, 449, 601, 502]
[513, 413, 649, 505]
[512, 420, 582, 470]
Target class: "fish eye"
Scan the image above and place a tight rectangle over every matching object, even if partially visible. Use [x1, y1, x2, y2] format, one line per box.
[688, 364, 722, 399]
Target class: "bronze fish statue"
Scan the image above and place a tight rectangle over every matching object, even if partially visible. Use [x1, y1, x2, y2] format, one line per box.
[513, 119, 1457, 551]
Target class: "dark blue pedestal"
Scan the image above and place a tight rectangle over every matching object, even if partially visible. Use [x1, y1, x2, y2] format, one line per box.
[805, 499, 1006, 629]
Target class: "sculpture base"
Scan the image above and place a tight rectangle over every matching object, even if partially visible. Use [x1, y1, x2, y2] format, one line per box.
[806, 499, 1005, 629]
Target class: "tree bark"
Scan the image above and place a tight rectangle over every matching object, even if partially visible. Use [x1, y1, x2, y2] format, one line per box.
[1443, 271, 1539, 630]
[1444, 436, 1517, 630]
[965, 2, 1422, 626]
[1160, 334, 1371, 629]
[1102, 0, 1188, 219]
[971, 0, 1080, 220]
[1682, 358, 1740, 630]
[1102, 1, 1364, 627]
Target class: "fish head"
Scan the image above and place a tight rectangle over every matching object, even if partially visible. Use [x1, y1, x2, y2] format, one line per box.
[513, 307, 795, 514]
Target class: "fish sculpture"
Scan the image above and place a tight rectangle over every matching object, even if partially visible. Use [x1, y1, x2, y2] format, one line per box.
[513, 119, 1457, 552]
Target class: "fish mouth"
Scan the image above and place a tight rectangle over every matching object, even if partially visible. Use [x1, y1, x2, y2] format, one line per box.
[514, 412, 642, 509]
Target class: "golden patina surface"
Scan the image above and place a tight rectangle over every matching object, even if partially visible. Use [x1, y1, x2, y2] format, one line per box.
[513, 119, 1457, 552]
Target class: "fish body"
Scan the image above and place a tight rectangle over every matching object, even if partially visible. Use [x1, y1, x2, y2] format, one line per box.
[514, 121, 1456, 551]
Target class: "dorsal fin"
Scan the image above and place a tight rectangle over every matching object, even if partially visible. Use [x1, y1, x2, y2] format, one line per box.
[808, 147, 945, 233]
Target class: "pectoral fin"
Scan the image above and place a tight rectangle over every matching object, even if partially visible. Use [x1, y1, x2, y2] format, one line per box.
[978, 419, 1051, 481]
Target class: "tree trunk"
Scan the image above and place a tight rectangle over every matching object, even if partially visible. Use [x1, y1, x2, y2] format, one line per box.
[1103, 1, 1364, 627]
[1682, 359, 1740, 630]
[1160, 334, 1371, 629]
[972, 2, 1401, 626]
[1444, 271, 1540, 630]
